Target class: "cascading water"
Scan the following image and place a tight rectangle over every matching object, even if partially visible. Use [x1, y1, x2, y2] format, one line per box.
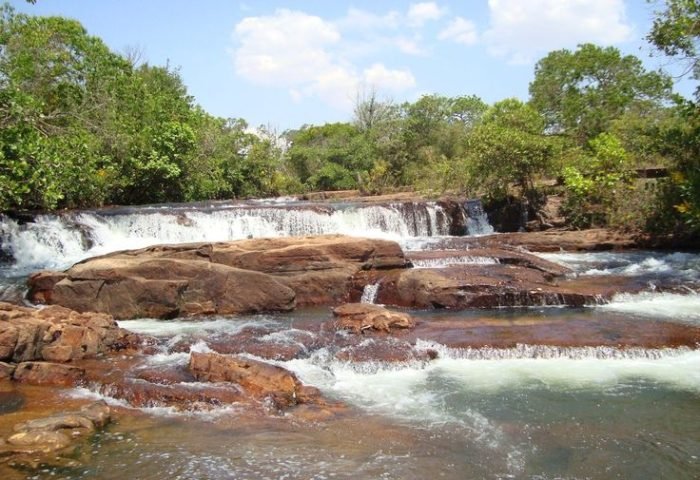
[464, 198, 494, 236]
[0, 200, 459, 273]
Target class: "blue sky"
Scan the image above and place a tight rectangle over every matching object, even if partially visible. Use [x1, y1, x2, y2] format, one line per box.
[10, 0, 694, 131]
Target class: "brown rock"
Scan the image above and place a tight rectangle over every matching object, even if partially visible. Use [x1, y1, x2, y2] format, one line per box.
[189, 351, 316, 409]
[99, 378, 245, 409]
[332, 303, 415, 334]
[379, 264, 593, 309]
[6, 430, 72, 451]
[27, 235, 408, 319]
[12, 361, 86, 386]
[0, 302, 134, 363]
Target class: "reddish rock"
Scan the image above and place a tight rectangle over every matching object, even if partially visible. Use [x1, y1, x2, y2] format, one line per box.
[378, 264, 594, 309]
[332, 303, 415, 334]
[12, 361, 86, 386]
[189, 351, 322, 409]
[0, 302, 135, 363]
[99, 378, 244, 409]
[407, 248, 570, 277]
[27, 235, 408, 319]
[335, 339, 435, 363]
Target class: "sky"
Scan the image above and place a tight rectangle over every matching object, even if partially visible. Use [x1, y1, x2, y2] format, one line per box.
[9, 0, 695, 131]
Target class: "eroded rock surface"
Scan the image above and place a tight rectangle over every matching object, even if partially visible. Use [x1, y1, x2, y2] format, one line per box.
[332, 303, 415, 334]
[189, 351, 324, 410]
[28, 235, 408, 319]
[0, 302, 136, 363]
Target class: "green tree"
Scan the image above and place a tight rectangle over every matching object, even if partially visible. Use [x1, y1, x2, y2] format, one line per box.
[466, 98, 558, 204]
[646, 0, 700, 234]
[529, 43, 673, 145]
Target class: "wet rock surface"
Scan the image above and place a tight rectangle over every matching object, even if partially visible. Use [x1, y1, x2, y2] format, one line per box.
[0, 401, 111, 470]
[189, 351, 328, 411]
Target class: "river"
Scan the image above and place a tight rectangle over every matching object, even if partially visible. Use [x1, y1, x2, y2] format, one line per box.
[0, 199, 698, 479]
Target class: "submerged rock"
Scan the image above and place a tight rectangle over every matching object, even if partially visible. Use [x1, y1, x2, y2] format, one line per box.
[0, 401, 111, 470]
[332, 303, 415, 334]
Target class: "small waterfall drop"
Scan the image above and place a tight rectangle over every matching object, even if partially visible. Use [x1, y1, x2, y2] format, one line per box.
[464, 199, 494, 236]
[360, 283, 380, 304]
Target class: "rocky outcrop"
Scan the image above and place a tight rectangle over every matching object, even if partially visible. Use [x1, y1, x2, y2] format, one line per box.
[189, 351, 324, 410]
[27, 235, 408, 319]
[374, 263, 594, 309]
[332, 303, 415, 334]
[0, 401, 110, 470]
[0, 302, 135, 363]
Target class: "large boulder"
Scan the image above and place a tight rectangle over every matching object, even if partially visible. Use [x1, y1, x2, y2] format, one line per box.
[0, 302, 135, 363]
[12, 361, 86, 386]
[27, 235, 408, 318]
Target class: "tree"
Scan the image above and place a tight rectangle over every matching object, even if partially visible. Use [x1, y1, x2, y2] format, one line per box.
[646, 0, 700, 234]
[466, 99, 558, 204]
[647, 0, 700, 94]
[529, 43, 673, 145]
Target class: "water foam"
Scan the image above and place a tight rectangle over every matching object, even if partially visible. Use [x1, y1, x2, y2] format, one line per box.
[0, 202, 454, 273]
[539, 251, 700, 281]
[597, 291, 700, 322]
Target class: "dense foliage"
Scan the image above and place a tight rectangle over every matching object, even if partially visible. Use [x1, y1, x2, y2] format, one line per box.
[0, 3, 698, 240]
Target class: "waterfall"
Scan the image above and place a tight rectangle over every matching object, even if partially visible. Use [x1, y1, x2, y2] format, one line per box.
[0, 201, 455, 273]
[360, 283, 380, 304]
[464, 199, 494, 236]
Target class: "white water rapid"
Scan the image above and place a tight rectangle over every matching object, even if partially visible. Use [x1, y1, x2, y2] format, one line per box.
[0, 201, 454, 274]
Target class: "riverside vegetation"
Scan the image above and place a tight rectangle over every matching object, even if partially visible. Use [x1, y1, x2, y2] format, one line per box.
[0, 1, 699, 241]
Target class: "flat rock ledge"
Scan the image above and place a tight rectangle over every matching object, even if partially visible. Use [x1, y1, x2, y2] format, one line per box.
[0, 401, 111, 470]
[28, 235, 408, 319]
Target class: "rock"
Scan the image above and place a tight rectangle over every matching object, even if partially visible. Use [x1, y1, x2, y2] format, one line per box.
[189, 351, 322, 409]
[0, 361, 15, 380]
[99, 378, 245, 410]
[12, 361, 86, 386]
[332, 303, 415, 334]
[13, 414, 96, 433]
[0, 401, 111, 470]
[335, 338, 435, 363]
[378, 264, 594, 309]
[27, 235, 408, 319]
[425, 229, 638, 252]
[0, 302, 135, 363]
[6, 430, 72, 451]
[407, 247, 570, 277]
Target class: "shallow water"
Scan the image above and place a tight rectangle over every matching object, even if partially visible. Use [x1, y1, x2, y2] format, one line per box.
[1, 205, 699, 479]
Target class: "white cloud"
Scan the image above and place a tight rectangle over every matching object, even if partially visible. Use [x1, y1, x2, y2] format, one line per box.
[395, 36, 428, 56]
[363, 63, 416, 92]
[337, 7, 401, 31]
[407, 2, 447, 27]
[232, 9, 416, 111]
[483, 0, 633, 64]
[438, 17, 478, 46]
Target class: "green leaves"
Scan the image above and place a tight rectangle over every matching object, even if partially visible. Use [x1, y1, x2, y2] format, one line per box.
[529, 43, 672, 145]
